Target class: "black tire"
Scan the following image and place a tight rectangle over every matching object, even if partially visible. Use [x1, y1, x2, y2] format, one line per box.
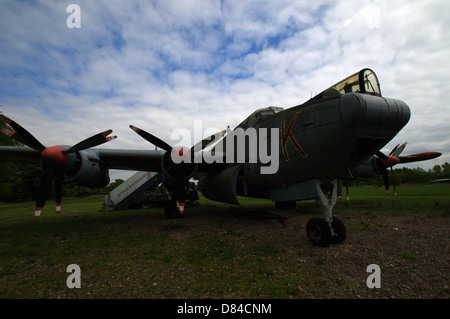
[306, 217, 332, 247]
[331, 216, 346, 244]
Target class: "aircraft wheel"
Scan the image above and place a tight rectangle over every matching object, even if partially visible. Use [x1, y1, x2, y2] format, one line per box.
[331, 217, 346, 244]
[306, 217, 332, 247]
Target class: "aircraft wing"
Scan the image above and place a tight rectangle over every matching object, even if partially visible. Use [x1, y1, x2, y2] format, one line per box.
[0, 146, 165, 172]
[0, 146, 41, 162]
[0, 145, 225, 174]
[95, 148, 165, 171]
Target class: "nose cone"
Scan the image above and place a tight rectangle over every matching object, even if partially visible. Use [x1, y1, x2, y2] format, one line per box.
[339, 93, 411, 128]
[41, 146, 68, 165]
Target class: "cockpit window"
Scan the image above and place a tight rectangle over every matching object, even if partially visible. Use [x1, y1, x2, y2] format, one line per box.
[237, 106, 284, 129]
[333, 72, 360, 94]
[255, 106, 284, 118]
[361, 70, 380, 95]
[305, 68, 382, 105]
[330, 68, 381, 96]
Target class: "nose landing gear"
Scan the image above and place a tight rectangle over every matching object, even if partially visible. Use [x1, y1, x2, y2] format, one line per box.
[305, 179, 346, 247]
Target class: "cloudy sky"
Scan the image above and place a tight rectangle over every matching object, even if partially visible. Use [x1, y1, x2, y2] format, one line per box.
[1, 0, 449, 181]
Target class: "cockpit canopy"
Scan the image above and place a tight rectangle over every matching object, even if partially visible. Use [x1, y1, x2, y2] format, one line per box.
[237, 106, 284, 129]
[331, 68, 381, 96]
[308, 68, 382, 104]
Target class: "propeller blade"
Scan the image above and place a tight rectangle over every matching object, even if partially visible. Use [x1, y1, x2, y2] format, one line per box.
[62, 129, 117, 154]
[389, 144, 400, 156]
[345, 182, 349, 202]
[391, 142, 407, 157]
[376, 151, 388, 160]
[376, 152, 397, 195]
[381, 168, 390, 195]
[35, 172, 52, 218]
[398, 152, 442, 164]
[173, 165, 187, 214]
[129, 125, 172, 152]
[1, 128, 30, 146]
[390, 166, 397, 196]
[1, 115, 46, 151]
[54, 169, 63, 214]
[191, 129, 227, 153]
[176, 200, 185, 214]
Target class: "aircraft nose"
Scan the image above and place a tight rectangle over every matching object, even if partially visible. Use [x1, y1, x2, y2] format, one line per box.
[339, 93, 411, 128]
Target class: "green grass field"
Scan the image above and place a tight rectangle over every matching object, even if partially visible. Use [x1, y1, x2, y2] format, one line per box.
[0, 184, 449, 299]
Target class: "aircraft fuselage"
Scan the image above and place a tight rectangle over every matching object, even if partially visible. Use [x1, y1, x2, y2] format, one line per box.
[217, 92, 410, 201]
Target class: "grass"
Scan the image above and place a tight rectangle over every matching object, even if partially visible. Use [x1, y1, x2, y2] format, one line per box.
[0, 184, 449, 299]
[401, 252, 417, 260]
[335, 184, 450, 217]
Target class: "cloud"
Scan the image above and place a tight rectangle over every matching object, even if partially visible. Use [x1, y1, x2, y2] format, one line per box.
[0, 0, 449, 180]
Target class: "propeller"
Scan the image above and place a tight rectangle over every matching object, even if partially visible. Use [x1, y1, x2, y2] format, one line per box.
[375, 142, 408, 195]
[376, 142, 442, 195]
[386, 143, 403, 196]
[130, 125, 226, 214]
[1, 114, 117, 218]
[375, 151, 400, 195]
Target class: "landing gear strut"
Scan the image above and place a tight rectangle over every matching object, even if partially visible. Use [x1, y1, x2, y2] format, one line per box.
[306, 179, 346, 247]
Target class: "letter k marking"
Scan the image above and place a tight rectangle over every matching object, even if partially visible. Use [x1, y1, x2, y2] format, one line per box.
[281, 112, 308, 161]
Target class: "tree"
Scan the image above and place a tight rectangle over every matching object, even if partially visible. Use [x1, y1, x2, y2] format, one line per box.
[0, 115, 41, 202]
[432, 164, 442, 174]
[442, 162, 450, 177]
[104, 179, 124, 193]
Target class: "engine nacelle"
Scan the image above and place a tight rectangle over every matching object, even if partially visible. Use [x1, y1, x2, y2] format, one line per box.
[160, 146, 198, 185]
[63, 150, 110, 188]
[197, 164, 242, 205]
[350, 156, 383, 178]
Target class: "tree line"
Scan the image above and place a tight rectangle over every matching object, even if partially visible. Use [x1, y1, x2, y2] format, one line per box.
[349, 163, 450, 187]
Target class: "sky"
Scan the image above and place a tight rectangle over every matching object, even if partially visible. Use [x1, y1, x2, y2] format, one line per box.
[0, 0, 449, 181]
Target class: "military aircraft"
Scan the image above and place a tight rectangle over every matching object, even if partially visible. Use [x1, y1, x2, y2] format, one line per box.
[0, 68, 442, 247]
